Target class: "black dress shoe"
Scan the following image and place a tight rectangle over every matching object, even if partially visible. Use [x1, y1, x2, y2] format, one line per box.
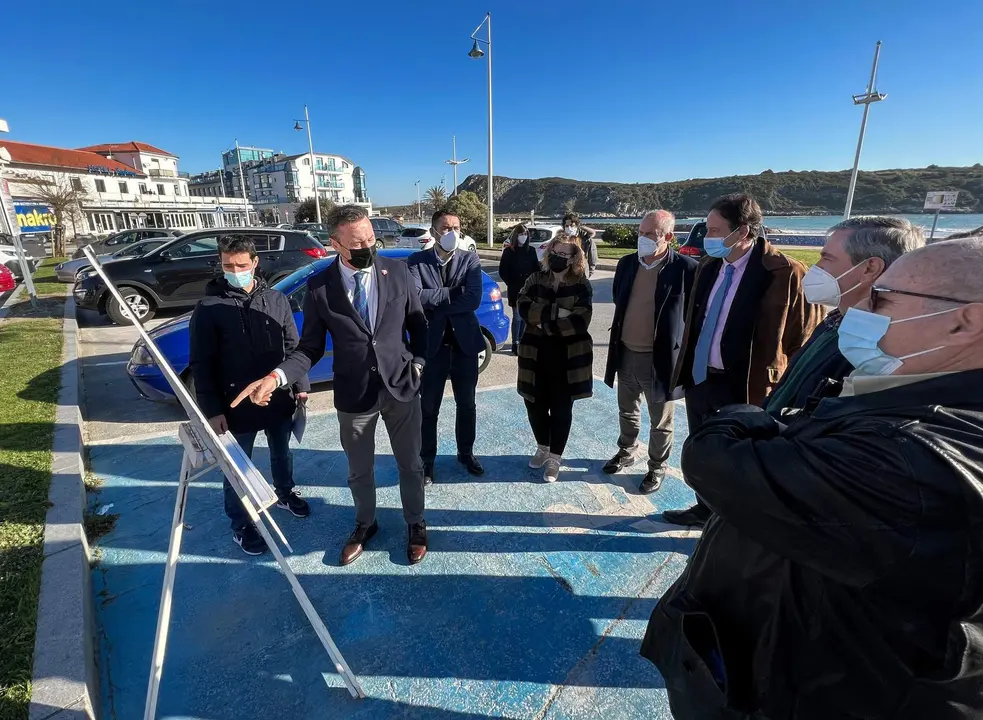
[423, 461, 434, 486]
[457, 453, 484, 476]
[662, 504, 712, 528]
[511, 342, 518, 355]
[602, 448, 636, 474]
[339, 520, 378, 566]
[639, 467, 666, 495]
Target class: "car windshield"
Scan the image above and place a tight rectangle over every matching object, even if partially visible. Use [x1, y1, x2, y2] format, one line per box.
[529, 229, 554, 243]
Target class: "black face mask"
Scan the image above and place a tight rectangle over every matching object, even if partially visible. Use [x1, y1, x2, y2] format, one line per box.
[548, 254, 570, 273]
[347, 245, 377, 270]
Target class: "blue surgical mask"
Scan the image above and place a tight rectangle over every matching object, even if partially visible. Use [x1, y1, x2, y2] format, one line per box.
[703, 227, 741, 259]
[837, 306, 955, 377]
[224, 270, 253, 289]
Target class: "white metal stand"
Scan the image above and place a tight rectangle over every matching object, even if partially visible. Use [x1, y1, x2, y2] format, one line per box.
[143, 423, 365, 720]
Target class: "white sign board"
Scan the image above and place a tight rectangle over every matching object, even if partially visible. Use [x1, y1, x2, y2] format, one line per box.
[924, 191, 958, 211]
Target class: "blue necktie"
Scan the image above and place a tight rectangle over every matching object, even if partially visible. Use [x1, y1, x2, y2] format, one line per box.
[692, 264, 735, 385]
[352, 271, 371, 331]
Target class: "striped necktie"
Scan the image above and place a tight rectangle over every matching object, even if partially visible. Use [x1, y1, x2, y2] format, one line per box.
[352, 271, 371, 331]
[692, 264, 735, 385]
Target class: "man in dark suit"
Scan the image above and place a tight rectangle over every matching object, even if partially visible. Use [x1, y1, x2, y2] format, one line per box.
[663, 193, 822, 527]
[602, 210, 697, 494]
[407, 210, 485, 483]
[232, 205, 430, 566]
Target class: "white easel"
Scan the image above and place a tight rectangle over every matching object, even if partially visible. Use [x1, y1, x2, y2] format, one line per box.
[80, 248, 365, 720]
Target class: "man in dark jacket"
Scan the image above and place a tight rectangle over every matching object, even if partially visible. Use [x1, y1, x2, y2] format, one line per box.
[642, 237, 983, 719]
[602, 210, 697, 494]
[498, 224, 540, 354]
[562, 212, 598, 277]
[407, 209, 485, 483]
[190, 235, 311, 556]
[765, 215, 924, 417]
[232, 205, 431, 566]
[662, 194, 822, 527]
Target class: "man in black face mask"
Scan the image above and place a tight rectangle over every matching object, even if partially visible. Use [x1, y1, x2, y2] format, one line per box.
[233, 205, 431, 566]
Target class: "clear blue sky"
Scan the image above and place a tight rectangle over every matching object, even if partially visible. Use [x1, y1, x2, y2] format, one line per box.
[4, 0, 982, 205]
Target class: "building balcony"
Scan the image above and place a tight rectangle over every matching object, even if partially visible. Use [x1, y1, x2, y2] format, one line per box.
[149, 168, 177, 178]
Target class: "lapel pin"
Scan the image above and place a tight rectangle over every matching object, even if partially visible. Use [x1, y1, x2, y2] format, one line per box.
[381, 269, 388, 276]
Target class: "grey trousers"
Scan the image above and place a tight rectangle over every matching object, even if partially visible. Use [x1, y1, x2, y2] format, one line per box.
[337, 386, 426, 527]
[617, 347, 675, 471]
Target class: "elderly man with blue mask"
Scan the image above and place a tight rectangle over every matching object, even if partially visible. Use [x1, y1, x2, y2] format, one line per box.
[641, 236, 983, 720]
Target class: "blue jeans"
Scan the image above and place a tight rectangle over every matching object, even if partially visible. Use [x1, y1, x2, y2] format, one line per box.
[511, 311, 525, 345]
[225, 416, 295, 530]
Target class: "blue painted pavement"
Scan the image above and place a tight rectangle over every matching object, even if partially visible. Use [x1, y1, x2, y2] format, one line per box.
[89, 383, 698, 719]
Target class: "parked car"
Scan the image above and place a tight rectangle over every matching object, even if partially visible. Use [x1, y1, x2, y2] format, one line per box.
[524, 224, 564, 253]
[0, 247, 40, 279]
[396, 226, 478, 252]
[369, 217, 404, 247]
[72, 228, 183, 259]
[125, 248, 510, 401]
[74, 228, 329, 325]
[0, 263, 16, 293]
[677, 221, 707, 259]
[56, 239, 172, 282]
[292, 223, 331, 245]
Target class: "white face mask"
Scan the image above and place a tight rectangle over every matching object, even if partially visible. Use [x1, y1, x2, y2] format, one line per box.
[803, 261, 867, 307]
[564, 226, 578, 237]
[838, 305, 958, 377]
[437, 229, 458, 252]
[637, 235, 660, 259]
[517, 234, 528, 245]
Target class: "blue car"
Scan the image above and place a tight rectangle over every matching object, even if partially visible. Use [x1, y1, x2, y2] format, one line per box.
[126, 249, 510, 402]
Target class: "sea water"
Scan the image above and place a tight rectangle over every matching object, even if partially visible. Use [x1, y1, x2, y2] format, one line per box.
[582, 214, 983, 234]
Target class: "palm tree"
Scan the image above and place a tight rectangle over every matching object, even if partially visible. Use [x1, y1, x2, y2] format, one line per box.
[424, 185, 448, 212]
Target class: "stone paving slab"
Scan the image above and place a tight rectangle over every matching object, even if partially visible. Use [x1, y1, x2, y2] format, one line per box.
[88, 384, 696, 719]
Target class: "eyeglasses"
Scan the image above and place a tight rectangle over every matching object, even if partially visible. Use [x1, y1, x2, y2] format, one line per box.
[870, 284, 976, 311]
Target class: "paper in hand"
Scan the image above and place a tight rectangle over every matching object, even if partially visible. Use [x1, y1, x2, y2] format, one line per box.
[292, 399, 307, 443]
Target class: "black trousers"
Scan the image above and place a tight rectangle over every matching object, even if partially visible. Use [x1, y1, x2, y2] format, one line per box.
[683, 370, 738, 512]
[421, 342, 478, 462]
[525, 397, 574, 455]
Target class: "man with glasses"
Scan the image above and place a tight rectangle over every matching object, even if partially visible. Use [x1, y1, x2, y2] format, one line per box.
[765, 216, 924, 417]
[642, 236, 983, 719]
[602, 210, 697, 494]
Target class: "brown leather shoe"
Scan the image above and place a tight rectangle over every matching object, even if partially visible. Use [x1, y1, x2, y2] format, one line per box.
[407, 521, 427, 565]
[339, 521, 378, 566]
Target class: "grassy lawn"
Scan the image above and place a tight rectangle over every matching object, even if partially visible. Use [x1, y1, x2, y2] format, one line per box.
[595, 245, 820, 267]
[0, 259, 65, 719]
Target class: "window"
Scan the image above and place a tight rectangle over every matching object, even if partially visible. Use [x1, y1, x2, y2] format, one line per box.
[95, 179, 106, 193]
[157, 184, 166, 195]
[248, 234, 283, 252]
[140, 183, 149, 194]
[168, 236, 218, 258]
[174, 185, 182, 196]
[119, 181, 128, 194]
[288, 281, 309, 313]
[302, 158, 310, 165]
[71, 177, 83, 191]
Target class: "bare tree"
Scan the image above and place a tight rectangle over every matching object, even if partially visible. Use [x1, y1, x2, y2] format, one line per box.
[23, 176, 88, 257]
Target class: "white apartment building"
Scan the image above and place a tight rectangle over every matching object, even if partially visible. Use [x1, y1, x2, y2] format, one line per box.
[189, 150, 371, 223]
[0, 140, 255, 238]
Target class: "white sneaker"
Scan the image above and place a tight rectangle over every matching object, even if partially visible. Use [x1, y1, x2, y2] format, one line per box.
[543, 455, 561, 483]
[529, 444, 550, 469]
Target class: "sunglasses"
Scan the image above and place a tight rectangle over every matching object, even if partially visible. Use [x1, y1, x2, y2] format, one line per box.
[869, 284, 975, 312]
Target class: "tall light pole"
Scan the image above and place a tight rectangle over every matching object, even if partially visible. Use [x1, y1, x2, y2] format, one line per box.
[469, 12, 493, 248]
[444, 135, 470, 197]
[234, 138, 250, 226]
[294, 105, 321, 225]
[843, 41, 887, 219]
[414, 179, 421, 222]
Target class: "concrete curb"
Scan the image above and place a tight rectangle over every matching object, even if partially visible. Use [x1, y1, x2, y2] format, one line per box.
[29, 290, 99, 720]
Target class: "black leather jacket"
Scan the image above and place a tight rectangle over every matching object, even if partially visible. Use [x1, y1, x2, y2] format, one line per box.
[642, 370, 983, 719]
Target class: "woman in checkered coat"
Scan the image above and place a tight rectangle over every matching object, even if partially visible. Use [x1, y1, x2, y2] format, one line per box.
[515, 236, 593, 483]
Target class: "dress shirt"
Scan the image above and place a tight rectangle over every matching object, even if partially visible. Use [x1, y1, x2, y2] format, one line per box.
[434, 247, 453, 266]
[705, 248, 753, 370]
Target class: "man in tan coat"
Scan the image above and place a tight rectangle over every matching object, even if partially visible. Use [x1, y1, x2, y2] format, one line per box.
[663, 193, 822, 527]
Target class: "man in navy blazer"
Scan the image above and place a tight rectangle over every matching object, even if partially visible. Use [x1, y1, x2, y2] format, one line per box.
[407, 209, 485, 483]
[233, 205, 431, 566]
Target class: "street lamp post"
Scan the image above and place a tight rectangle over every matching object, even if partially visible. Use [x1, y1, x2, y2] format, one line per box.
[414, 179, 421, 222]
[294, 105, 321, 225]
[843, 41, 887, 219]
[444, 135, 470, 197]
[234, 138, 250, 226]
[469, 12, 493, 248]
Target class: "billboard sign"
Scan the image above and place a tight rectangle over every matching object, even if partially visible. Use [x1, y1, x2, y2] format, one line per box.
[14, 203, 57, 233]
[924, 191, 959, 211]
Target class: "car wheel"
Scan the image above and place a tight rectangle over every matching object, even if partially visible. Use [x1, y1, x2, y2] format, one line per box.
[468, 244, 476, 253]
[4, 261, 21, 280]
[477, 333, 493, 375]
[107, 287, 156, 325]
[376, 239, 386, 249]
